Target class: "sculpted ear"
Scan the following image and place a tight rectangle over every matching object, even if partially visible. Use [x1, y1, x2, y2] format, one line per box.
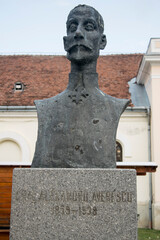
[100, 34, 107, 50]
[63, 36, 67, 51]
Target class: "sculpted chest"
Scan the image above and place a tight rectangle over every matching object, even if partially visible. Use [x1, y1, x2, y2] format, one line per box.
[32, 91, 128, 168]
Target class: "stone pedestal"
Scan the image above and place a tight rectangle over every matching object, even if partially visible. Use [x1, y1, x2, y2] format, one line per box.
[10, 169, 137, 240]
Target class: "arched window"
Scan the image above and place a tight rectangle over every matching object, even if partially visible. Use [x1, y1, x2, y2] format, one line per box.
[0, 140, 21, 164]
[0, 131, 30, 165]
[116, 141, 123, 162]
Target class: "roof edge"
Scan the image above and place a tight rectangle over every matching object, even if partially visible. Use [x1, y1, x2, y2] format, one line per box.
[0, 106, 150, 112]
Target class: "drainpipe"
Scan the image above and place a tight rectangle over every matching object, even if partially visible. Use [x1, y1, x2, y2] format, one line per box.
[147, 107, 152, 229]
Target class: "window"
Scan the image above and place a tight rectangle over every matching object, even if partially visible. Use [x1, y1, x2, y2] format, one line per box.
[116, 141, 122, 162]
[14, 82, 24, 91]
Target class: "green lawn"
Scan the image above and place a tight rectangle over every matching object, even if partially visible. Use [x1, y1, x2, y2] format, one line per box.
[138, 228, 160, 240]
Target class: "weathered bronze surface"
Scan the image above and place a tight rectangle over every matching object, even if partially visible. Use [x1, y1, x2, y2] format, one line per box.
[32, 5, 130, 168]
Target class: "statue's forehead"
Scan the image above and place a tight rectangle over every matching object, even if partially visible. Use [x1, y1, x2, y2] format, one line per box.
[68, 7, 97, 21]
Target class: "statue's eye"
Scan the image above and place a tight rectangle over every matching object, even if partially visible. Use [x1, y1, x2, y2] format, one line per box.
[85, 22, 95, 31]
[69, 23, 77, 32]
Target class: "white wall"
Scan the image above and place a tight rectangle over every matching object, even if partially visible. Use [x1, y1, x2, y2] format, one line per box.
[137, 38, 160, 230]
[150, 68, 160, 230]
[0, 110, 37, 165]
[118, 110, 150, 228]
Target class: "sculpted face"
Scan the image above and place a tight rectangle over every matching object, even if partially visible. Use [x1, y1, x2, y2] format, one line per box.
[63, 5, 106, 64]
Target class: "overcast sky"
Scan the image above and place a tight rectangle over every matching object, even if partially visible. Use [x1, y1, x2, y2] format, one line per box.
[1, 0, 160, 55]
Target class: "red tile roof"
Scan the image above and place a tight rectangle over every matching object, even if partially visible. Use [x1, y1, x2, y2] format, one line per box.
[0, 54, 143, 106]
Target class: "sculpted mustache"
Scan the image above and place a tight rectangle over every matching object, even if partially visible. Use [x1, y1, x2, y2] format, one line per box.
[66, 44, 92, 52]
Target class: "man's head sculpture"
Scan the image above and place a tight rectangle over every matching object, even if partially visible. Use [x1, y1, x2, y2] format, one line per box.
[63, 5, 107, 65]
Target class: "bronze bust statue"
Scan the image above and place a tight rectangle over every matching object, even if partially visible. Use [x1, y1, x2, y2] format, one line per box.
[32, 5, 129, 168]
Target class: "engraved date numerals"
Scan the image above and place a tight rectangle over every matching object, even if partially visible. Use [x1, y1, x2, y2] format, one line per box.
[52, 204, 97, 216]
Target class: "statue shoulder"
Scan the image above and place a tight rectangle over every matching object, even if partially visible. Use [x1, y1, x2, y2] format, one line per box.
[104, 94, 130, 117]
[34, 90, 68, 112]
[34, 98, 51, 114]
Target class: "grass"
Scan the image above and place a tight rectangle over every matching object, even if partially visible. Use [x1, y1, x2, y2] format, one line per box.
[138, 228, 160, 240]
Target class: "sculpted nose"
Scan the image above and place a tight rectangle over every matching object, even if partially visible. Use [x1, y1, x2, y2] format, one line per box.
[74, 27, 84, 40]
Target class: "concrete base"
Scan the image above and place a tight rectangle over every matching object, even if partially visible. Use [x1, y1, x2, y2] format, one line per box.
[10, 168, 137, 240]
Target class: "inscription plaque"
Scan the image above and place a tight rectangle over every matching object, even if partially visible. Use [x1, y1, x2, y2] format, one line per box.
[10, 169, 137, 240]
